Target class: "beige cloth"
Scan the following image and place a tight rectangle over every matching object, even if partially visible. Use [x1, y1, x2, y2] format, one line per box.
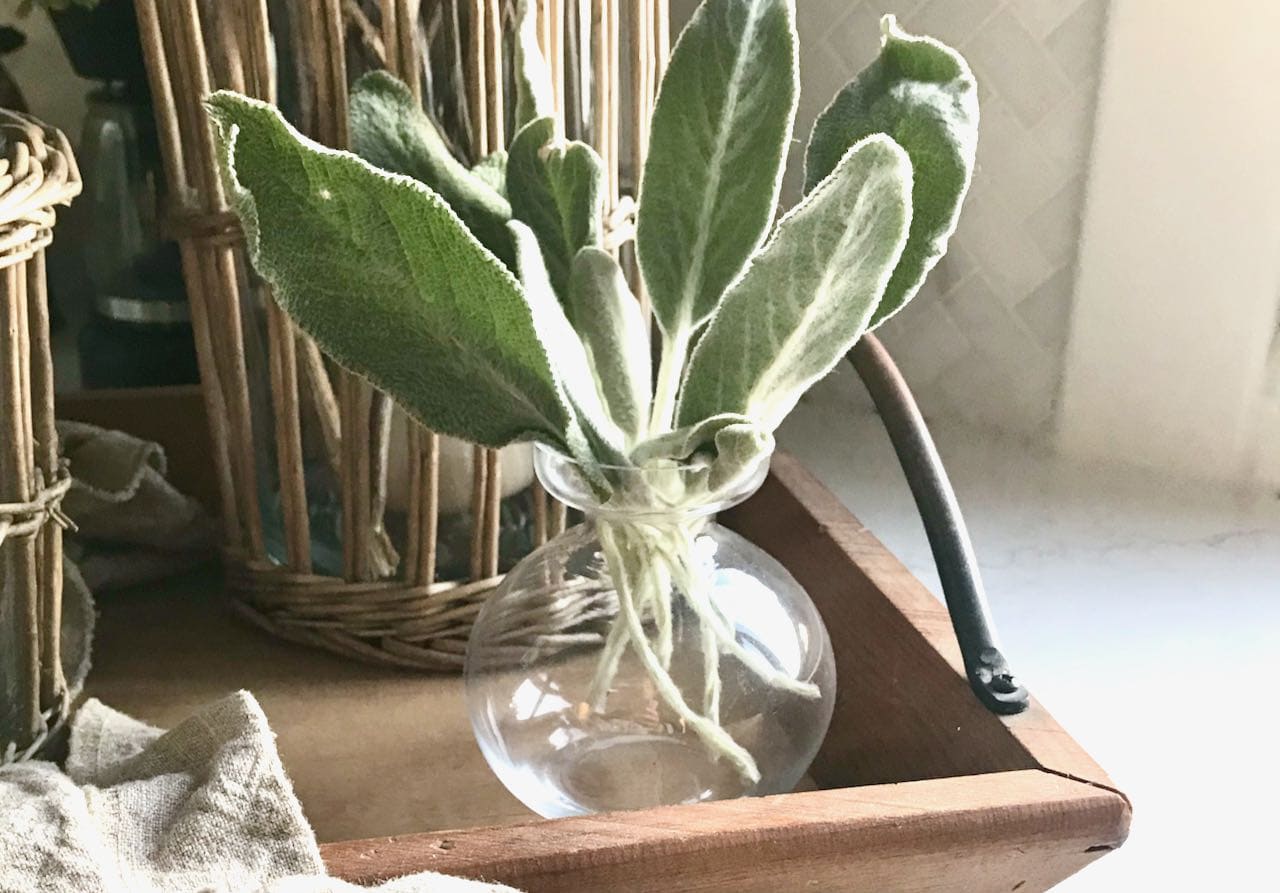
[0, 693, 519, 893]
[58, 420, 218, 591]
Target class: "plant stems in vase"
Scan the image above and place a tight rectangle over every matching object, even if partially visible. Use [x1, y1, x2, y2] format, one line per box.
[467, 444, 833, 813]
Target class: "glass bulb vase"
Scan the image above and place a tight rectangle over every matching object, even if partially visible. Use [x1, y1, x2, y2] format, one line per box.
[465, 446, 836, 818]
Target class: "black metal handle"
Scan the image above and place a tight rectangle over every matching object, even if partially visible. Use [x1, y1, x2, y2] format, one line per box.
[848, 334, 1029, 715]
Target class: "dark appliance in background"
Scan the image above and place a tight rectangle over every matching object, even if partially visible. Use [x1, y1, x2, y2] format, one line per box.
[74, 81, 198, 389]
[47, 0, 199, 389]
[0, 26, 28, 111]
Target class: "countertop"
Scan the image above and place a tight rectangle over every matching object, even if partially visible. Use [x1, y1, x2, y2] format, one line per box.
[781, 385, 1280, 891]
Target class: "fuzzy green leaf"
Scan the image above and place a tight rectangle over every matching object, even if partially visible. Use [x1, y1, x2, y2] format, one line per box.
[207, 91, 578, 453]
[707, 422, 774, 492]
[349, 70, 516, 269]
[805, 15, 977, 328]
[631, 414, 773, 500]
[514, 0, 556, 131]
[630, 412, 754, 465]
[677, 135, 913, 431]
[636, 0, 798, 339]
[567, 247, 652, 443]
[510, 224, 627, 463]
[507, 116, 605, 300]
[472, 150, 508, 198]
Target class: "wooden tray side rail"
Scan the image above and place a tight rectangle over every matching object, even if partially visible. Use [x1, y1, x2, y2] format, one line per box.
[320, 456, 1131, 893]
[323, 772, 1125, 893]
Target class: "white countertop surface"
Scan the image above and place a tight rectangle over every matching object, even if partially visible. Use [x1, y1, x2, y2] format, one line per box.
[782, 380, 1280, 891]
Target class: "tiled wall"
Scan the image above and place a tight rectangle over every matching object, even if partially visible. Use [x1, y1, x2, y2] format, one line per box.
[868, 0, 1109, 436]
[673, 0, 1111, 437]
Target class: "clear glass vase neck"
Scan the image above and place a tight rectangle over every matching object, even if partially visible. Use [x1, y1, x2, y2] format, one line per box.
[532, 444, 771, 521]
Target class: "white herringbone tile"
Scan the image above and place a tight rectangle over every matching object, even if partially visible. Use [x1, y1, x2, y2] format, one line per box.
[1025, 175, 1087, 267]
[1010, 0, 1085, 40]
[877, 298, 973, 386]
[1016, 265, 1076, 358]
[910, 0, 1003, 47]
[965, 8, 1073, 129]
[1045, 0, 1110, 82]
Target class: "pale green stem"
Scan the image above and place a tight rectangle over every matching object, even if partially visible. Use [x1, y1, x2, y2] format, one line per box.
[587, 524, 674, 712]
[600, 524, 760, 783]
[587, 595, 634, 711]
[584, 503, 820, 784]
[700, 606, 722, 722]
[670, 526, 822, 700]
[649, 326, 690, 436]
[651, 557, 674, 669]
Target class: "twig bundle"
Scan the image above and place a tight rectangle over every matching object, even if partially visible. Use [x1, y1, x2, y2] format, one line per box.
[0, 109, 80, 762]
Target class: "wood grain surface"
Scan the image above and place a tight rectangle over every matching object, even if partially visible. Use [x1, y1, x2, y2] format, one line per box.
[322, 770, 1128, 893]
[86, 570, 535, 842]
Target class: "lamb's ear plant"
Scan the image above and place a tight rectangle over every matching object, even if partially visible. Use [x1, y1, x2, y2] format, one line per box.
[507, 116, 606, 301]
[349, 70, 517, 270]
[805, 15, 978, 326]
[512, 0, 555, 130]
[636, 0, 799, 433]
[208, 0, 977, 784]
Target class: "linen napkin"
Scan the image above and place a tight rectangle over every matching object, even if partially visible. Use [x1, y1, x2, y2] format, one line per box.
[0, 692, 520, 893]
[58, 419, 217, 592]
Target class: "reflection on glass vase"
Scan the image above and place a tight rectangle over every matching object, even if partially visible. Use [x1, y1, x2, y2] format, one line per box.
[465, 445, 836, 818]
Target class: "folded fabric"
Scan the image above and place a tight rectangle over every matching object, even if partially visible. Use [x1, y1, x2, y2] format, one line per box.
[0, 692, 520, 893]
[58, 419, 218, 591]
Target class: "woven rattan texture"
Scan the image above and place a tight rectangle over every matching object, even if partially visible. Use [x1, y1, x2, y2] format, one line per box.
[134, 1, 667, 670]
[0, 108, 80, 760]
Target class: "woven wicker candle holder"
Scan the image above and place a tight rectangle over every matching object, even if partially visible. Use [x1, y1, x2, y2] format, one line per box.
[0, 109, 80, 762]
[134, 0, 669, 670]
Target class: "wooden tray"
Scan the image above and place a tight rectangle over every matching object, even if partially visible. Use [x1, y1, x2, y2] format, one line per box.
[78, 389, 1129, 892]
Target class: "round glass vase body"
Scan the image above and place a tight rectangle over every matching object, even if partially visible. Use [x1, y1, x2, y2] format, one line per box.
[465, 446, 836, 818]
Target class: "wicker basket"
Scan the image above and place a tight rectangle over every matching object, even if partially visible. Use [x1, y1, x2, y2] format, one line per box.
[134, 0, 669, 670]
[0, 109, 80, 762]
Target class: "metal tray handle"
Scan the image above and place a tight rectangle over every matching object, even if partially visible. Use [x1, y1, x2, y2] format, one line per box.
[849, 334, 1030, 715]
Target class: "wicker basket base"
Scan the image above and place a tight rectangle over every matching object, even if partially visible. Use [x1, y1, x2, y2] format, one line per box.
[228, 561, 618, 673]
[227, 565, 503, 671]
